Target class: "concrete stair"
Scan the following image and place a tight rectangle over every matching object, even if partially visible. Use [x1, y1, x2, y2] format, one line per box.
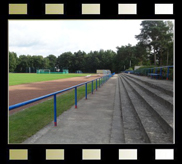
[110, 73, 173, 144]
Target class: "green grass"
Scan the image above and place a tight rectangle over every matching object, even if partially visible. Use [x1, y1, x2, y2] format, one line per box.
[9, 80, 101, 143]
[9, 73, 96, 86]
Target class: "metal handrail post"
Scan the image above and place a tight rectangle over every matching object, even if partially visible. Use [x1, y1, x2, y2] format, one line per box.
[54, 94, 57, 126]
[75, 87, 77, 108]
[155, 68, 158, 79]
[96, 79, 97, 91]
[92, 81, 93, 94]
[85, 83, 87, 100]
[160, 68, 162, 79]
[167, 66, 169, 80]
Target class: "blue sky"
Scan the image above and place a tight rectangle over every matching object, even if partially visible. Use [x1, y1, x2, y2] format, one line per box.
[9, 20, 143, 57]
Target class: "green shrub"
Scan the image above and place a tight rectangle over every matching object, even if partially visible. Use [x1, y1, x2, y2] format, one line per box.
[139, 65, 156, 69]
[134, 66, 173, 80]
[126, 67, 133, 71]
[161, 68, 173, 80]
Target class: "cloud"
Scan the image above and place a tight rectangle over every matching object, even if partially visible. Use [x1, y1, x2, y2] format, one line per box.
[9, 20, 142, 57]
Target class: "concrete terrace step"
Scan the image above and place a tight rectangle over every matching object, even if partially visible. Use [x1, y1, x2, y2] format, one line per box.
[110, 76, 125, 143]
[122, 74, 173, 110]
[119, 74, 172, 143]
[125, 73, 173, 97]
[118, 77, 150, 143]
[121, 74, 173, 137]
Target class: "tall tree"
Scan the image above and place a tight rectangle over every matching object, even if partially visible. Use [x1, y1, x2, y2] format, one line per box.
[15, 55, 28, 72]
[43, 58, 50, 68]
[164, 21, 174, 65]
[57, 52, 73, 72]
[135, 21, 173, 66]
[9, 52, 18, 72]
[32, 55, 44, 69]
[115, 44, 139, 71]
[86, 51, 100, 73]
[100, 50, 116, 72]
[73, 51, 87, 72]
[46, 54, 57, 68]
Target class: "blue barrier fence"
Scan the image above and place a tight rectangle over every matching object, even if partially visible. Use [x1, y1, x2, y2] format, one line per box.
[131, 65, 173, 80]
[9, 73, 115, 126]
[122, 70, 134, 74]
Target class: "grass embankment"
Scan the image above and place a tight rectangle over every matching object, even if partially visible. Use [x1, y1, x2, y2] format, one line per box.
[9, 80, 101, 143]
[9, 73, 96, 86]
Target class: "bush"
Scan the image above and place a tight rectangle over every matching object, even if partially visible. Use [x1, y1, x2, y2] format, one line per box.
[134, 66, 155, 75]
[160, 68, 173, 80]
[169, 69, 173, 80]
[139, 65, 156, 69]
[126, 67, 133, 71]
[142, 60, 151, 66]
[136, 66, 173, 80]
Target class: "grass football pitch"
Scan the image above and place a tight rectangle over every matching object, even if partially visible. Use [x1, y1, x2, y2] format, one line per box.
[9, 73, 95, 86]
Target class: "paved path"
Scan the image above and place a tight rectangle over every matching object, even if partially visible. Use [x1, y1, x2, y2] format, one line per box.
[23, 75, 117, 144]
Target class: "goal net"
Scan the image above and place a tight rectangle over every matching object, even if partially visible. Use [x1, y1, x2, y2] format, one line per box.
[37, 69, 50, 74]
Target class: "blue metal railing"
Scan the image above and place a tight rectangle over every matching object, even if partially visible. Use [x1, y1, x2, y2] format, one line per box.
[132, 66, 173, 80]
[9, 73, 115, 126]
[122, 70, 134, 74]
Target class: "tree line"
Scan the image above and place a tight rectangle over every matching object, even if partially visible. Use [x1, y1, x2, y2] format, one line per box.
[9, 20, 173, 73]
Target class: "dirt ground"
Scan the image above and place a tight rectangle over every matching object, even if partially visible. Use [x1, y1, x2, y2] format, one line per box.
[9, 75, 102, 115]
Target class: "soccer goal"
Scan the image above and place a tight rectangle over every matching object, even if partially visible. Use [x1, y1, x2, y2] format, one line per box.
[37, 69, 50, 74]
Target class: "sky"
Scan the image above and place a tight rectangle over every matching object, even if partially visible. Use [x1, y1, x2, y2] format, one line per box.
[9, 20, 143, 57]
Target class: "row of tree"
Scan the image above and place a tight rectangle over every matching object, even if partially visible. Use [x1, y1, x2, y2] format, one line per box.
[9, 50, 116, 73]
[9, 20, 173, 73]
